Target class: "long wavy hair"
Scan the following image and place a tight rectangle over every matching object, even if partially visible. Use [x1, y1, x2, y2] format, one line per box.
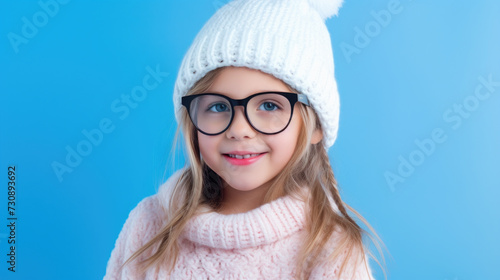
[122, 67, 386, 279]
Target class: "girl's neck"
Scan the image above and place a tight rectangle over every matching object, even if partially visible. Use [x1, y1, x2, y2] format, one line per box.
[217, 181, 272, 215]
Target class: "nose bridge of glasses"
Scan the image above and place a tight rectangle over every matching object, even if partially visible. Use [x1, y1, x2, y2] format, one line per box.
[229, 96, 249, 108]
[228, 97, 250, 118]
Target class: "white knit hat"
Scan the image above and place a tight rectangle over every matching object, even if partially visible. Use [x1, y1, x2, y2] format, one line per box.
[173, 0, 343, 148]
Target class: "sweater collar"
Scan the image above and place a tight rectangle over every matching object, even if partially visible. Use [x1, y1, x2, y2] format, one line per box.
[182, 194, 307, 250]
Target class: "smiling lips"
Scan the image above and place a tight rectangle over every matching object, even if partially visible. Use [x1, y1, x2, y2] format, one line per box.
[223, 152, 266, 166]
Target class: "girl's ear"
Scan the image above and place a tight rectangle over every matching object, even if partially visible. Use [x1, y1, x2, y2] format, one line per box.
[310, 128, 323, 145]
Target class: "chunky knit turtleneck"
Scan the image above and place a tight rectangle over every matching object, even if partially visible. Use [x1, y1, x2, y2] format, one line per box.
[182, 194, 306, 250]
[104, 172, 374, 279]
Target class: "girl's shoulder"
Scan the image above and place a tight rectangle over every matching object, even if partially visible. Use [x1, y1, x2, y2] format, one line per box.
[118, 169, 185, 247]
[117, 194, 165, 247]
[105, 169, 185, 275]
[310, 226, 374, 279]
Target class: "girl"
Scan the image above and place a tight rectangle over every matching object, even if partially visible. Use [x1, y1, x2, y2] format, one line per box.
[105, 0, 384, 279]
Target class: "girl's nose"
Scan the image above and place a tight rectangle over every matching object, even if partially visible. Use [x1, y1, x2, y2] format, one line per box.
[225, 107, 257, 140]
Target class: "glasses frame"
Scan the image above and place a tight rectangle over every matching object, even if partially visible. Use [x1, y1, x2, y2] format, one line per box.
[181, 91, 310, 136]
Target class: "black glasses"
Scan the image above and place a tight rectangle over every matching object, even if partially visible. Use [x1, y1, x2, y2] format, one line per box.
[181, 91, 310, 135]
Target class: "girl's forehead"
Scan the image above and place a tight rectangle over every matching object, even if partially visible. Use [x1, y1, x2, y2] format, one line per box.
[207, 67, 290, 99]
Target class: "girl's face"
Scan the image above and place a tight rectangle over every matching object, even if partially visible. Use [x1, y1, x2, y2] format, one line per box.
[197, 67, 302, 210]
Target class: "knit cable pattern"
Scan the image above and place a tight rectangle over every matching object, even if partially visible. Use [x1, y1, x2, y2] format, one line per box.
[182, 194, 306, 249]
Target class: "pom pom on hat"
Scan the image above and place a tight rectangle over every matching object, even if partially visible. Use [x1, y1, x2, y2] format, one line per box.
[307, 0, 344, 20]
[173, 0, 343, 149]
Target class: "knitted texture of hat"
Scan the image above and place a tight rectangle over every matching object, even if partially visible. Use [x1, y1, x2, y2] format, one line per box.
[173, 0, 343, 148]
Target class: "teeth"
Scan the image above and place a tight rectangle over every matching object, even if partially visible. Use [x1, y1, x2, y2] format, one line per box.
[228, 153, 260, 159]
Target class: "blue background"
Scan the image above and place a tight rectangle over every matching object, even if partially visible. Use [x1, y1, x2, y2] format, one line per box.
[1, 0, 499, 279]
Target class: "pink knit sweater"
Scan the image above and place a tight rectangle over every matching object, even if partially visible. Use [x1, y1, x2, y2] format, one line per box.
[104, 172, 374, 279]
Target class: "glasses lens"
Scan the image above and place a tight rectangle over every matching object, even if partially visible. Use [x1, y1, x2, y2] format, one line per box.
[247, 93, 292, 133]
[189, 95, 232, 134]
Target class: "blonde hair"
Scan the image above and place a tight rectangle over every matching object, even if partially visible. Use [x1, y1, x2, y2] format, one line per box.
[122, 67, 386, 279]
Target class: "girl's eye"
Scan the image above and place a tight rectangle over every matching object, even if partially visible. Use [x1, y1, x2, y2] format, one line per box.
[258, 102, 280, 111]
[207, 103, 229, 112]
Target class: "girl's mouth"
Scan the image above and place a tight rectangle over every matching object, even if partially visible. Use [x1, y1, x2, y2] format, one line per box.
[226, 153, 261, 159]
[222, 152, 266, 166]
